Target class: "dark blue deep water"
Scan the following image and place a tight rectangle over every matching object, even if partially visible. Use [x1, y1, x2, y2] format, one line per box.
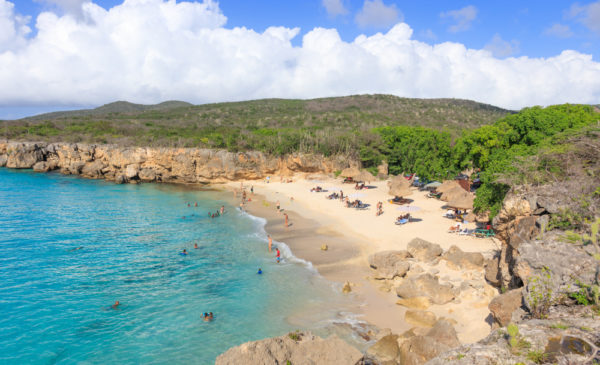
[0, 169, 349, 364]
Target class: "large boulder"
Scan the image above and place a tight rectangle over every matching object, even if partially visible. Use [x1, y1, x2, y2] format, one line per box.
[398, 320, 460, 365]
[405, 310, 437, 327]
[488, 288, 523, 326]
[396, 296, 432, 310]
[215, 331, 364, 365]
[368, 250, 411, 279]
[441, 245, 484, 270]
[81, 160, 106, 178]
[138, 168, 157, 182]
[0, 154, 7, 167]
[484, 256, 501, 287]
[407, 238, 443, 262]
[396, 274, 457, 305]
[32, 161, 50, 172]
[125, 164, 140, 179]
[366, 334, 399, 364]
[6, 143, 44, 168]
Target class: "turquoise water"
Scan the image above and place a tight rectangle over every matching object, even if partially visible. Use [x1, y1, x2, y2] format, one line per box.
[0, 169, 354, 364]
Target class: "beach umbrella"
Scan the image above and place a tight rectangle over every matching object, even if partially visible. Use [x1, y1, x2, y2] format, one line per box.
[387, 174, 407, 187]
[341, 167, 360, 178]
[388, 182, 413, 197]
[441, 186, 468, 202]
[424, 181, 442, 189]
[396, 206, 421, 212]
[447, 194, 475, 210]
[436, 180, 461, 194]
[355, 170, 375, 182]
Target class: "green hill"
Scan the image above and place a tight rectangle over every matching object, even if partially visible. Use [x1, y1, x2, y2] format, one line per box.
[3, 95, 511, 151]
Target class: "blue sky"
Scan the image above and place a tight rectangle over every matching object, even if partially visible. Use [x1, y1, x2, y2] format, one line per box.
[1, 0, 599, 119]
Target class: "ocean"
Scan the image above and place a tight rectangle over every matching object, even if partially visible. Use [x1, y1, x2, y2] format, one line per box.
[0, 168, 357, 364]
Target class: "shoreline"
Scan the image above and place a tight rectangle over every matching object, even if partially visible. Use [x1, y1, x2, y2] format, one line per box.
[224, 177, 501, 345]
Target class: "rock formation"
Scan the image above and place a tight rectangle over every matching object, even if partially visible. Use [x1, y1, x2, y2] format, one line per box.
[0, 141, 355, 184]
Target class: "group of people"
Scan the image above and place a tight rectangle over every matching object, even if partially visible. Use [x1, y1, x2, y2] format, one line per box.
[310, 186, 324, 192]
[354, 182, 365, 190]
[209, 205, 225, 218]
[202, 312, 214, 322]
[345, 199, 365, 208]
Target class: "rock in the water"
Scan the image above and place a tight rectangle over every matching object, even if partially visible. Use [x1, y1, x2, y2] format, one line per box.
[215, 331, 364, 365]
[396, 296, 432, 310]
[405, 310, 437, 327]
[488, 288, 523, 326]
[138, 168, 157, 181]
[125, 164, 140, 179]
[114, 175, 127, 184]
[396, 273, 456, 305]
[407, 238, 443, 262]
[366, 334, 399, 363]
[441, 245, 484, 270]
[33, 161, 50, 172]
[368, 250, 411, 279]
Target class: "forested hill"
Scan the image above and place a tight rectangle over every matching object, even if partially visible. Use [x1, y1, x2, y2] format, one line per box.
[3, 95, 511, 149]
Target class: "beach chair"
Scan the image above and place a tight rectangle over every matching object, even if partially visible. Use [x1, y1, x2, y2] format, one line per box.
[356, 203, 370, 210]
[427, 192, 442, 199]
[395, 218, 409, 225]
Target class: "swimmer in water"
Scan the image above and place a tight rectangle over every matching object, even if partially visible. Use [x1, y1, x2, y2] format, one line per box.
[111, 300, 120, 309]
[220, 205, 225, 214]
[194, 243, 199, 249]
[69, 246, 84, 252]
[257, 268, 262, 274]
[268, 235, 272, 252]
[182, 249, 188, 255]
[209, 312, 213, 320]
[195, 202, 198, 207]
[187, 203, 191, 207]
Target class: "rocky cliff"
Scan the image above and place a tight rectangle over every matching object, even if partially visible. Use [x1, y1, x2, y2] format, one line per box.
[0, 141, 356, 183]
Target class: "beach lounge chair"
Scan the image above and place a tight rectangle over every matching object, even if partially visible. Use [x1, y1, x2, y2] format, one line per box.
[474, 229, 495, 238]
[427, 192, 442, 199]
[356, 203, 370, 210]
[395, 218, 409, 225]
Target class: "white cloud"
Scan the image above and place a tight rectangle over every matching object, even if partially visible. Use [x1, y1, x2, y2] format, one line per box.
[569, 1, 600, 33]
[35, 0, 90, 18]
[0, 0, 599, 111]
[322, 0, 348, 17]
[440, 5, 477, 33]
[484, 34, 519, 58]
[355, 0, 401, 28]
[544, 23, 574, 38]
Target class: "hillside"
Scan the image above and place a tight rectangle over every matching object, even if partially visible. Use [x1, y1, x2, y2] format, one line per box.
[2, 95, 511, 151]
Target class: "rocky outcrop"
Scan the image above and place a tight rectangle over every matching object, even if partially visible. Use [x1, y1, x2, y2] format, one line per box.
[0, 141, 355, 184]
[215, 331, 364, 365]
[406, 238, 443, 262]
[396, 273, 457, 305]
[488, 288, 524, 327]
[441, 245, 484, 270]
[368, 250, 411, 280]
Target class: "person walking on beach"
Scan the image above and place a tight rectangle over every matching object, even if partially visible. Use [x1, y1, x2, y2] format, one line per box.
[284, 213, 289, 228]
[268, 235, 273, 252]
[276, 248, 281, 263]
[251, 186, 254, 194]
[276, 200, 280, 211]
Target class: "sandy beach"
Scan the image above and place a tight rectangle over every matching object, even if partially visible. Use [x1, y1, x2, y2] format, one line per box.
[226, 176, 501, 345]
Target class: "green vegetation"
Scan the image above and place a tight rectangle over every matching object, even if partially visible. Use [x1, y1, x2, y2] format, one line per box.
[568, 280, 600, 307]
[550, 323, 568, 330]
[3, 96, 599, 220]
[527, 268, 554, 319]
[507, 323, 531, 354]
[526, 350, 547, 364]
[288, 330, 301, 341]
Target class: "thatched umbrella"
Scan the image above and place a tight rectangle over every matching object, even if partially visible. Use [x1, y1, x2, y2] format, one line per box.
[441, 186, 468, 202]
[464, 212, 477, 222]
[341, 167, 360, 178]
[447, 194, 475, 210]
[389, 181, 413, 197]
[436, 180, 462, 193]
[355, 170, 375, 182]
[387, 174, 407, 187]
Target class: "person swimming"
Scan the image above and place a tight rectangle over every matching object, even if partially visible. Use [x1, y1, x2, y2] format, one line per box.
[111, 300, 120, 309]
[181, 249, 188, 255]
[194, 243, 199, 249]
[220, 205, 225, 214]
[257, 268, 262, 274]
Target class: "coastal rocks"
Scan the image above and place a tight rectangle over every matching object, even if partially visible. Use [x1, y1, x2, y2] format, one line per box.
[488, 288, 524, 326]
[398, 319, 461, 365]
[405, 310, 437, 327]
[368, 250, 411, 280]
[215, 331, 364, 365]
[396, 273, 456, 305]
[33, 161, 50, 172]
[407, 238, 443, 262]
[441, 245, 484, 270]
[0, 141, 357, 184]
[484, 256, 501, 287]
[396, 296, 432, 310]
[365, 334, 399, 364]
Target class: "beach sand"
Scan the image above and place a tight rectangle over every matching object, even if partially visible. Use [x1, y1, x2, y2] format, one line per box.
[227, 177, 501, 344]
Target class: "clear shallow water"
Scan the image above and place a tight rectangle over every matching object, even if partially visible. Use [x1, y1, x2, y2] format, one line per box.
[0, 169, 354, 364]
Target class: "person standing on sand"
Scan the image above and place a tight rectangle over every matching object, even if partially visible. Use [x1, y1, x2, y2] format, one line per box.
[220, 205, 225, 214]
[268, 235, 272, 252]
[284, 213, 289, 227]
[251, 186, 254, 194]
[276, 248, 281, 263]
[276, 200, 280, 211]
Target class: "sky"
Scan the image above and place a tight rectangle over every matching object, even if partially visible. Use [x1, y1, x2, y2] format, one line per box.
[0, 0, 599, 119]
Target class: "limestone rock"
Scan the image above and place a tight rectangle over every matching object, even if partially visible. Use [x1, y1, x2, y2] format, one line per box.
[425, 319, 460, 348]
[396, 274, 456, 305]
[81, 160, 105, 178]
[368, 250, 411, 279]
[114, 175, 127, 184]
[33, 161, 50, 172]
[215, 331, 364, 365]
[484, 256, 501, 287]
[6, 143, 43, 168]
[138, 168, 157, 182]
[366, 334, 399, 363]
[407, 238, 443, 262]
[125, 164, 140, 179]
[488, 288, 524, 326]
[441, 245, 484, 270]
[0, 154, 6, 167]
[396, 296, 432, 310]
[405, 310, 437, 327]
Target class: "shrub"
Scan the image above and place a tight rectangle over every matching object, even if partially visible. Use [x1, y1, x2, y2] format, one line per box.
[527, 268, 554, 319]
